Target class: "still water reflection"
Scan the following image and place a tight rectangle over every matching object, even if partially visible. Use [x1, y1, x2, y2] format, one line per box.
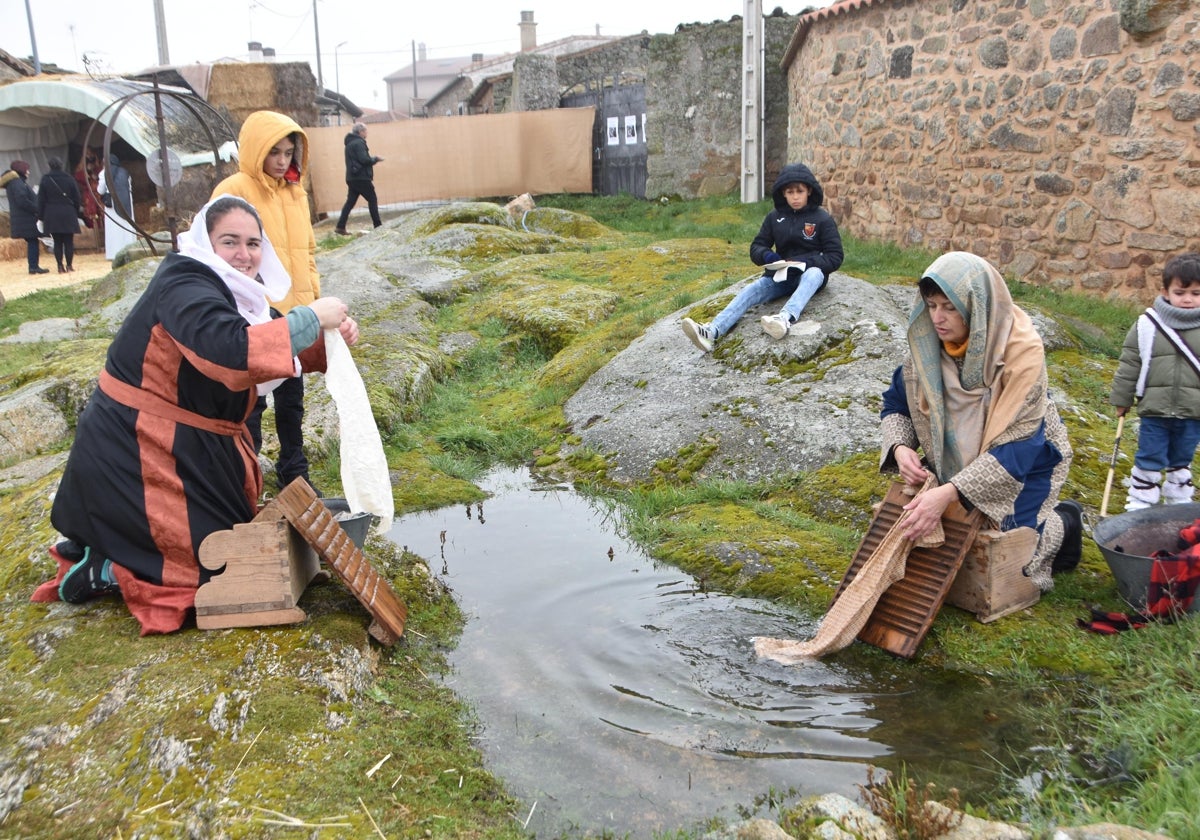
[388, 467, 1041, 838]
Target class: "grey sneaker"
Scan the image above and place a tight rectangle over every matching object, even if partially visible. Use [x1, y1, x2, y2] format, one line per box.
[682, 318, 715, 352]
[760, 312, 791, 339]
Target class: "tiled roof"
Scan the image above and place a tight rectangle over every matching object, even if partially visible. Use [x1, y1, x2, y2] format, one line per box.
[782, 0, 908, 70]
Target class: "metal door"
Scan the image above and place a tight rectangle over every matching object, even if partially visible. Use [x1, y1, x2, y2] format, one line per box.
[562, 84, 646, 197]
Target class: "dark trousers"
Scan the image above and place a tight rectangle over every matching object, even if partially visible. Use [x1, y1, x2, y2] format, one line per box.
[51, 233, 75, 269]
[23, 237, 41, 270]
[246, 375, 310, 486]
[336, 179, 381, 229]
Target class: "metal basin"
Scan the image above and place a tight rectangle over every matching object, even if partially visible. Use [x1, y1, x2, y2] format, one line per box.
[323, 498, 372, 550]
[1091, 503, 1200, 613]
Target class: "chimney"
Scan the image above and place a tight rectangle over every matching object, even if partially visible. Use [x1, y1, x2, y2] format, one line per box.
[248, 41, 263, 62]
[262, 47, 276, 62]
[418, 42, 427, 62]
[519, 10, 537, 52]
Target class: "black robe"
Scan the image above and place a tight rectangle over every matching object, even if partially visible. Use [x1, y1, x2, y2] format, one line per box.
[49, 252, 306, 634]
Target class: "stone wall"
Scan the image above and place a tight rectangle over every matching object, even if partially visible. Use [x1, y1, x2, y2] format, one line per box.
[512, 53, 559, 112]
[647, 13, 797, 200]
[786, 0, 1200, 300]
[556, 36, 650, 94]
[494, 14, 796, 201]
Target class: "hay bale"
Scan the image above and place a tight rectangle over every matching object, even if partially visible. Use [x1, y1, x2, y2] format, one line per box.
[207, 62, 319, 129]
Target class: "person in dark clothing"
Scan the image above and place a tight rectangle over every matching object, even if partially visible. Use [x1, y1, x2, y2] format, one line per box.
[334, 123, 383, 235]
[682, 162, 844, 352]
[2, 160, 48, 274]
[32, 195, 358, 635]
[36, 156, 82, 273]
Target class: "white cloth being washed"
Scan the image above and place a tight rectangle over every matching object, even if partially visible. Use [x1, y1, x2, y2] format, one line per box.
[323, 330, 394, 533]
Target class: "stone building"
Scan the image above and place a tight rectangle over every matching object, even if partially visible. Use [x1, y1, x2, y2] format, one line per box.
[783, 0, 1200, 299]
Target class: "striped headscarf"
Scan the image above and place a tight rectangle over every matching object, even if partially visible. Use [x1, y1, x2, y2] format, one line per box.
[906, 251, 1045, 480]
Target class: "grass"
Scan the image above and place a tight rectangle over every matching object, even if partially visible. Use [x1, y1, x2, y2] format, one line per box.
[3, 192, 1192, 839]
[399, 193, 1192, 836]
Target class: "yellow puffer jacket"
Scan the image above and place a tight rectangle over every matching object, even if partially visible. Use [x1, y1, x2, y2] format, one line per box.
[212, 111, 319, 313]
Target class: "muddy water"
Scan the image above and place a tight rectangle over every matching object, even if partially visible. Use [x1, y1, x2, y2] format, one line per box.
[388, 467, 1045, 838]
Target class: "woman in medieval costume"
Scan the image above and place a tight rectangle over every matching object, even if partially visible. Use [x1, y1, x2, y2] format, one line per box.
[880, 251, 1082, 590]
[32, 195, 358, 635]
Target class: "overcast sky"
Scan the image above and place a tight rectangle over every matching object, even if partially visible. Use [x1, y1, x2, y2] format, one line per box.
[7, 1, 826, 111]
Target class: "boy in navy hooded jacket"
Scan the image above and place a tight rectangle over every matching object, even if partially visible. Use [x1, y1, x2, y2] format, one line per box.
[683, 163, 843, 352]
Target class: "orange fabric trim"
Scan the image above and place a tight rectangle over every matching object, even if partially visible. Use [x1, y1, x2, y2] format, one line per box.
[100, 370, 244, 437]
[136, 410, 195, 589]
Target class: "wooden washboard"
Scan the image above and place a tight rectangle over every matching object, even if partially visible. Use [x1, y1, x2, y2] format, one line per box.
[262, 480, 408, 646]
[832, 482, 983, 658]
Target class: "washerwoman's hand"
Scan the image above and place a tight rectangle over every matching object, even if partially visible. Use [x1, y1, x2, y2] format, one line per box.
[900, 482, 957, 542]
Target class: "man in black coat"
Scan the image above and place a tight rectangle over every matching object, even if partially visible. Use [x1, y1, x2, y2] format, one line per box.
[2, 160, 48, 274]
[334, 123, 383, 235]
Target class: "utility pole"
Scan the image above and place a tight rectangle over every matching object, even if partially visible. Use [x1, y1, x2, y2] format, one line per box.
[23, 0, 41, 74]
[740, 0, 764, 203]
[411, 40, 418, 117]
[153, 0, 170, 65]
[312, 0, 324, 90]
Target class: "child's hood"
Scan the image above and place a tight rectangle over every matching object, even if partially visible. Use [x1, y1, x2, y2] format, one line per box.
[771, 163, 823, 211]
[236, 111, 309, 181]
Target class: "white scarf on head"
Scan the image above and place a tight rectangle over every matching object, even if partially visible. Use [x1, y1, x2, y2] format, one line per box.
[178, 195, 300, 395]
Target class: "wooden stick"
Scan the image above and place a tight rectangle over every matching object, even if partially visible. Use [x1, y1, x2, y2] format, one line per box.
[1100, 414, 1126, 518]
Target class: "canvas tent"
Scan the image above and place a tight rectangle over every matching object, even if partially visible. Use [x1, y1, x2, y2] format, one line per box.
[0, 75, 235, 211]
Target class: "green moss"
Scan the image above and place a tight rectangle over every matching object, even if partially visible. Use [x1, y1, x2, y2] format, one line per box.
[776, 335, 858, 381]
[0, 195, 1183, 838]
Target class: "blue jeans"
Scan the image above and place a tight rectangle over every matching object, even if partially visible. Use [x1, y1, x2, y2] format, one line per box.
[1134, 415, 1200, 471]
[711, 267, 825, 338]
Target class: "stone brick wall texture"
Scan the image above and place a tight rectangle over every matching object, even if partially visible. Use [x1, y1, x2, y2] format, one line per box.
[646, 15, 798, 200]
[787, 0, 1200, 300]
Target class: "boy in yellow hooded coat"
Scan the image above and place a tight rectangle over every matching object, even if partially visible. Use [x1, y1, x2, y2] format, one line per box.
[213, 110, 321, 491]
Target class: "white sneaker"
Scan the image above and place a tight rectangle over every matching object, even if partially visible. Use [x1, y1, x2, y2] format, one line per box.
[682, 318, 715, 352]
[760, 313, 791, 340]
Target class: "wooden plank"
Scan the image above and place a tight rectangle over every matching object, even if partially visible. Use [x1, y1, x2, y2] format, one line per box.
[195, 519, 318, 629]
[273, 479, 408, 646]
[833, 482, 983, 658]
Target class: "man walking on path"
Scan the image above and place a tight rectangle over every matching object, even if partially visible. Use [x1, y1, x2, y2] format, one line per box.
[334, 123, 383, 235]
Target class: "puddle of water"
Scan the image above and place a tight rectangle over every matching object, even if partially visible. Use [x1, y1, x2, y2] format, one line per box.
[388, 467, 1045, 838]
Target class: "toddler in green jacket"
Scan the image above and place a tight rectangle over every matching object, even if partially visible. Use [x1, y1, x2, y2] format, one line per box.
[1110, 252, 1200, 509]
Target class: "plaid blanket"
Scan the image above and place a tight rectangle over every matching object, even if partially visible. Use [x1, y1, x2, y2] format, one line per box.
[1080, 517, 1200, 634]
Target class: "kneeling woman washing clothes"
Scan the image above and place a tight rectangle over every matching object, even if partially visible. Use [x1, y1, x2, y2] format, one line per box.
[33, 195, 359, 634]
[881, 251, 1082, 590]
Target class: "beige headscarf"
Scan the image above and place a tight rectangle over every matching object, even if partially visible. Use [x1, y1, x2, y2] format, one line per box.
[906, 252, 1045, 481]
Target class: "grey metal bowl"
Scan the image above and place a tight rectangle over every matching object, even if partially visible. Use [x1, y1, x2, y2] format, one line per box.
[1091, 503, 1200, 613]
[323, 497, 373, 550]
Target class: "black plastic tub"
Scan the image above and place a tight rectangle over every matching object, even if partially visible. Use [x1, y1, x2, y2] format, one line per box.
[1091, 503, 1200, 613]
[323, 498, 372, 550]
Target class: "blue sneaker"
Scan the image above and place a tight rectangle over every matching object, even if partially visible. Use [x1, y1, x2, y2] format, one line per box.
[58, 547, 120, 604]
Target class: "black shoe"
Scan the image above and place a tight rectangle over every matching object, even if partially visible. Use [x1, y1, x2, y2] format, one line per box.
[59, 547, 120, 603]
[1052, 499, 1084, 573]
[334, 228, 349, 236]
[29, 267, 49, 274]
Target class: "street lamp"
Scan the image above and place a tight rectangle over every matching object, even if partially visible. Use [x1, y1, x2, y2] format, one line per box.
[334, 40, 348, 124]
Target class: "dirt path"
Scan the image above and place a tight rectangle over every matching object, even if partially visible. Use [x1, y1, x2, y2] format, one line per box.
[0, 250, 117, 301]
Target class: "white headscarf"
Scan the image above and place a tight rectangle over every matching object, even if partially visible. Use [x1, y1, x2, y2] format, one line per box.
[178, 194, 292, 326]
[179, 195, 298, 394]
